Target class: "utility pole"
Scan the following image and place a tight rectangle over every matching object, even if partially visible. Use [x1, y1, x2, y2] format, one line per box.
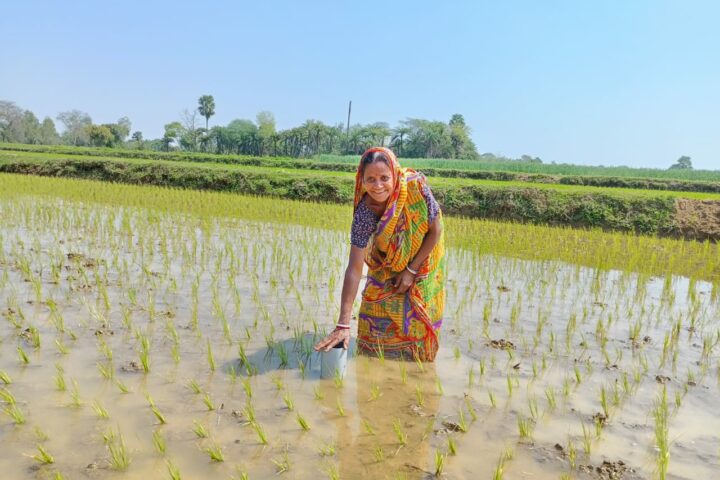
[346, 100, 352, 149]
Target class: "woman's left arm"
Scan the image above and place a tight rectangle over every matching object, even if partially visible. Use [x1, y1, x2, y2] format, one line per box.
[393, 216, 443, 294]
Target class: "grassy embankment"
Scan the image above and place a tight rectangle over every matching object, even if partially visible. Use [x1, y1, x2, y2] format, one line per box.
[0, 147, 719, 240]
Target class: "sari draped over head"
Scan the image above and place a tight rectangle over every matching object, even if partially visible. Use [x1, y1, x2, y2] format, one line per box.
[354, 147, 446, 362]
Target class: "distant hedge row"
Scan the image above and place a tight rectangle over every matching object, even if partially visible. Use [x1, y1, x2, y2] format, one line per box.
[5, 156, 713, 240]
[2, 143, 719, 194]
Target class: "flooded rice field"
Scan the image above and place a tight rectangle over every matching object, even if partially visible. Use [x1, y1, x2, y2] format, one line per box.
[0, 175, 718, 479]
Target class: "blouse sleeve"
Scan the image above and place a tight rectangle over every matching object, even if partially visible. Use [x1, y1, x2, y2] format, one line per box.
[421, 182, 441, 224]
[350, 200, 380, 248]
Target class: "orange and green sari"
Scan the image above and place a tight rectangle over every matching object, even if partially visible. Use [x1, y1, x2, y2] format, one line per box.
[355, 148, 446, 362]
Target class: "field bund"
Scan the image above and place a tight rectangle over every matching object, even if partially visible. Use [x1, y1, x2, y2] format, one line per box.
[1, 146, 719, 241]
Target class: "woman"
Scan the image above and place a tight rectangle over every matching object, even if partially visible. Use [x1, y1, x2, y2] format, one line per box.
[314, 147, 446, 362]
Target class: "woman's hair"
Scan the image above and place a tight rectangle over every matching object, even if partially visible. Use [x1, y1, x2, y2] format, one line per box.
[360, 150, 392, 174]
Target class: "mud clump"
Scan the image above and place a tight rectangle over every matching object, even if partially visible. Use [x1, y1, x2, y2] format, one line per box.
[579, 459, 638, 479]
[488, 339, 516, 350]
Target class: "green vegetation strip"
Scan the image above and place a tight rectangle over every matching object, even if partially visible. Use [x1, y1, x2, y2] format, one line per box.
[1, 154, 719, 240]
[1, 173, 717, 283]
[3, 143, 720, 193]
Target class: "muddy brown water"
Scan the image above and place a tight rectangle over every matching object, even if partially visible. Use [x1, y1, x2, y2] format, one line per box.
[0, 195, 718, 479]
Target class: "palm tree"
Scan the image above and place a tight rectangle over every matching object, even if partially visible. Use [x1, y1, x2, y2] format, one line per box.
[197, 95, 215, 131]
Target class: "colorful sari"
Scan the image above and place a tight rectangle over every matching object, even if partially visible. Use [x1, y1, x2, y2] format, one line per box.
[355, 147, 446, 362]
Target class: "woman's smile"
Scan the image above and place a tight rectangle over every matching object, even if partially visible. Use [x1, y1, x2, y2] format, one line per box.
[363, 162, 394, 203]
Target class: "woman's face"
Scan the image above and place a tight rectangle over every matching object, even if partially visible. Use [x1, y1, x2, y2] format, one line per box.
[363, 161, 394, 204]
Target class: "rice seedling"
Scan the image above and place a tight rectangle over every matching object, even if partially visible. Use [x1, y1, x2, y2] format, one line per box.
[335, 397, 346, 417]
[0, 371, 11, 385]
[318, 440, 337, 456]
[206, 339, 216, 372]
[488, 389, 497, 408]
[187, 379, 202, 394]
[17, 345, 30, 365]
[296, 412, 311, 431]
[92, 400, 110, 419]
[654, 386, 670, 479]
[31, 444, 54, 464]
[581, 422, 592, 455]
[434, 449, 446, 476]
[115, 379, 131, 394]
[517, 415, 534, 440]
[283, 391, 295, 411]
[153, 429, 167, 455]
[192, 420, 209, 438]
[104, 428, 131, 470]
[251, 421, 269, 445]
[4, 403, 25, 424]
[50, 363, 66, 392]
[448, 436, 458, 455]
[204, 442, 224, 462]
[69, 379, 82, 407]
[166, 460, 182, 480]
[202, 392, 215, 411]
[392, 418, 407, 445]
[271, 449, 290, 473]
[373, 444, 385, 462]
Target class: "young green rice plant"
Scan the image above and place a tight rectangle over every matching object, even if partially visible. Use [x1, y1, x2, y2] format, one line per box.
[434, 449, 446, 476]
[5, 403, 25, 424]
[0, 370, 11, 385]
[447, 435, 458, 455]
[517, 414, 534, 440]
[506, 374, 514, 397]
[335, 397, 346, 417]
[104, 428, 131, 470]
[654, 386, 670, 479]
[97, 362, 113, 380]
[192, 420, 209, 438]
[151, 402, 167, 424]
[166, 459, 181, 480]
[152, 429, 167, 455]
[204, 441, 224, 462]
[206, 339, 216, 372]
[32, 444, 54, 465]
[369, 383, 382, 401]
[333, 367, 344, 388]
[283, 391, 295, 411]
[69, 379, 82, 407]
[581, 422, 592, 455]
[55, 338, 69, 355]
[545, 387, 557, 410]
[0, 388, 16, 405]
[318, 440, 337, 456]
[138, 333, 151, 373]
[202, 392, 215, 411]
[392, 418, 407, 446]
[492, 455, 506, 480]
[271, 449, 290, 473]
[415, 384, 425, 407]
[488, 389, 497, 408]
[361, 418, 376, 435]
[399, 362, 408, 384]
[373, 444, 385, 462]
[92, 400, 110, 419]
[115, 379, 131, 394]
[187, 379, 202, 395]
[567, 439, 577, 469]
[251, 421, 269, 445]
[457, 408, 468, 433]
[599, 385, 609, 418]
[465, 396, 478, 421]
[313, 385, 324, 401]
[17, 344, 30, 365]
[241, 378, 253, 399]
[296, 412, 311, 431]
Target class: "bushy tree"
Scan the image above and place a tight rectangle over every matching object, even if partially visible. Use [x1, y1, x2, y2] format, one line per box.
[57, 110, 92, 146]
[669, 156, 692, 170]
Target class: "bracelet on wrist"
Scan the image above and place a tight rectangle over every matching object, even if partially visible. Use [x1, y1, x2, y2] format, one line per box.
[335, 323, 351, 330]
[405, 264, 418, 275]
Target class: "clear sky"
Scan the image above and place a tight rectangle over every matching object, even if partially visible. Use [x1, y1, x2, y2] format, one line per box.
[1, 1, 718, 169]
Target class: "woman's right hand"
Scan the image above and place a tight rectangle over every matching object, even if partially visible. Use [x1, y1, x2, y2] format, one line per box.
[313, 327, 350, 352]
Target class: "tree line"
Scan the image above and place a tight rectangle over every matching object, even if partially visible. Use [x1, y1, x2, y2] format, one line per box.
[0, 96, 494, 160]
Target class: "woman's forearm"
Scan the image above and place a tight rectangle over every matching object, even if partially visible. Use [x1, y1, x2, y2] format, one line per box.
[338, 265, 363, 325]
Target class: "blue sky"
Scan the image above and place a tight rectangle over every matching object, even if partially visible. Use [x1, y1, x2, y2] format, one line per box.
[1, 1, 718, 169]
